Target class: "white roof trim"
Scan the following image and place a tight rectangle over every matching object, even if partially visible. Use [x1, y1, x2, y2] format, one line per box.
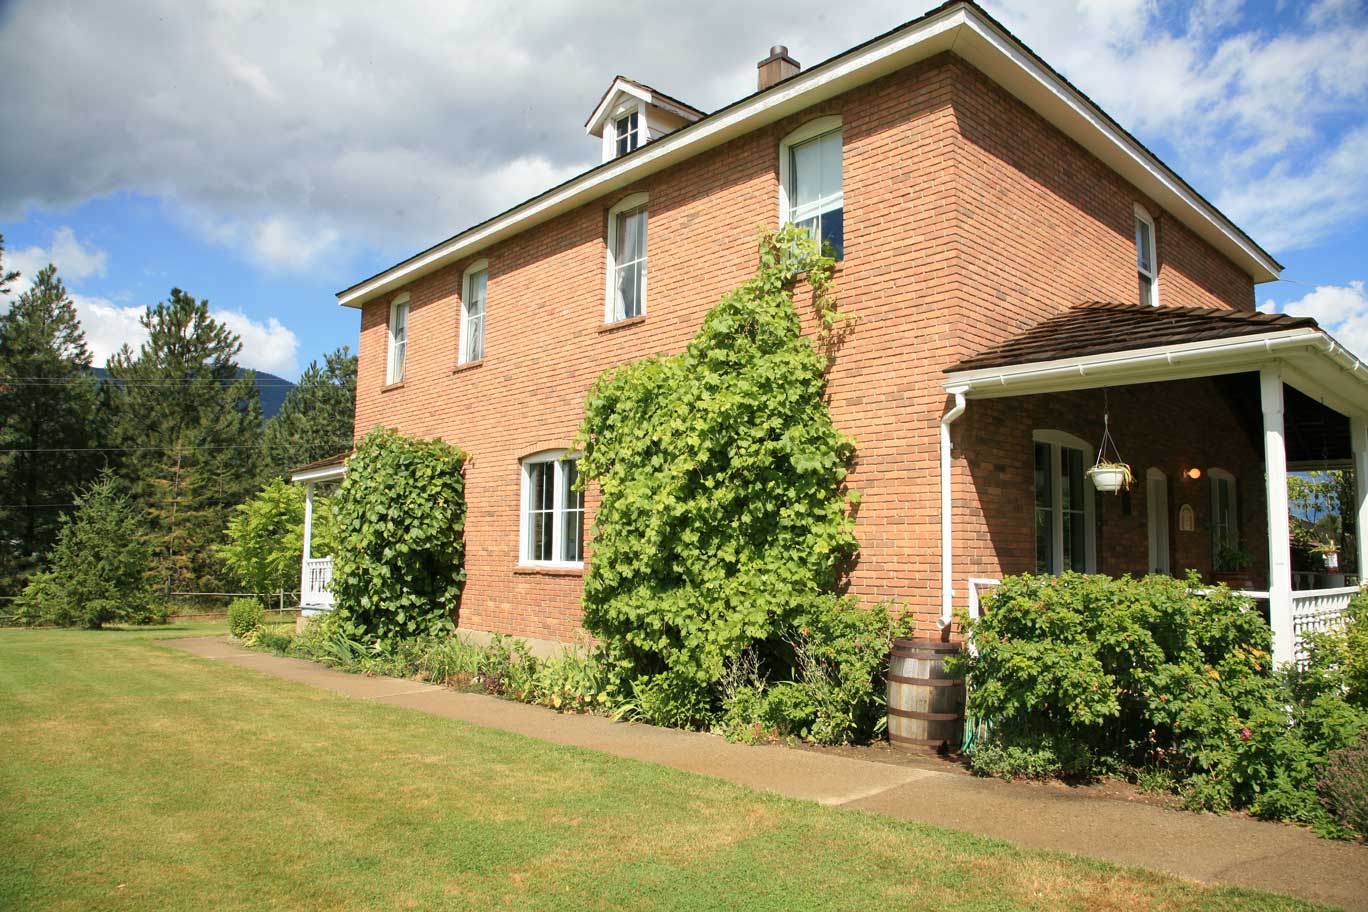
[943, 327, 1368, 416]
[338, 2, 1278, 310]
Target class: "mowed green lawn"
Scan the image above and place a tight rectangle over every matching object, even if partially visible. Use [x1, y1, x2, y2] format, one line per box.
[0, 626, 1325, 912]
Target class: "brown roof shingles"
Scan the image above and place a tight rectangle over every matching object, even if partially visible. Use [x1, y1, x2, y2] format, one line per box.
[947, 302, 1320, 373]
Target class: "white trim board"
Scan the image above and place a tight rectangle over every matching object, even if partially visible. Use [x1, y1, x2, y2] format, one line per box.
[337, 2, 1279, 310]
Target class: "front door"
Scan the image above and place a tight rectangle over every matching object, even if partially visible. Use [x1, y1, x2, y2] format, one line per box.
[1147, 468, 1171, 575]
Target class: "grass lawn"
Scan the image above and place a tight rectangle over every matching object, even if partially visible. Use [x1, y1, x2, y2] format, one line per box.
[0, 625, 1328, 912]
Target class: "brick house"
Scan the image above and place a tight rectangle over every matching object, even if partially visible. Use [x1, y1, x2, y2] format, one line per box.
[294, 0, 1368, 666]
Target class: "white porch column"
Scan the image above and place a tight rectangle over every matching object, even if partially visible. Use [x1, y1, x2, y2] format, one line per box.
[300, 481, 315, 597]
[1261, 369, 1294, 667]
[1353, 416, 1368, 585]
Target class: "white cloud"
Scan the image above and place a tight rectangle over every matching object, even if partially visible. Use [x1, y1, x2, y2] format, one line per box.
[72, 295, 299, 376]
[9, 226, 108, 290]
[1263, 280, 1368, 361]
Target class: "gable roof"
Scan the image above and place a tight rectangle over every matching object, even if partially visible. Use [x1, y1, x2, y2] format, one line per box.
[337, 0, 1282, 310]
[948, 302, 1319, 373]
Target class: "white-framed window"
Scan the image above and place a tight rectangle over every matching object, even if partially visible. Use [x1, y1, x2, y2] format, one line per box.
[386, 293, 409, 385]
[459, 260, 487, 365]
[605, 193, 648, 323]
[779, 116, 844, 260]
[1210, 468, 1238, 558]
[520, 451, 584, 567]
[1033, 430, 1096, 574]
[615, 110, 640, 157]
[1146, 467, 1171, 576]
[1135, 204, 1158, 307]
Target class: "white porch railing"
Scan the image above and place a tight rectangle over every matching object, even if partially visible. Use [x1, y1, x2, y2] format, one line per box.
[1290, 586, 1357, 666]
[301, 557, 334, 609]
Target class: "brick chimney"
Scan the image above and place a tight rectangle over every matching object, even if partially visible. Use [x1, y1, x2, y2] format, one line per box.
[757, 45, 800, 91]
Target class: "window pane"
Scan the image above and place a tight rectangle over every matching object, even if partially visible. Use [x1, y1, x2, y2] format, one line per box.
[820, 207, 844, 260]
[464, 314, 483, 362]
[560, 461, 584, 563]
[1135, 217, 1153, 273]
[1034, 442, 1053, 573]
[526, 462, 555, 562]
[467, 270, 486, 317]
[792, 140, 822, 209]
[1064, 449, 1085, 512]
[819, 131, 843, 201]
[616, 208, 645, 263]
[1138, 273, 1154, 307]
[615, 261, 641, 320]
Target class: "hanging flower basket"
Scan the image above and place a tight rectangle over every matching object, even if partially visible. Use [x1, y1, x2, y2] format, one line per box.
[1087, 461, 1133, 493]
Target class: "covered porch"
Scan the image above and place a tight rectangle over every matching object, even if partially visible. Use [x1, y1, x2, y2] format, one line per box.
[290, 453, 349, 615]
[940, 302, 1368, 666]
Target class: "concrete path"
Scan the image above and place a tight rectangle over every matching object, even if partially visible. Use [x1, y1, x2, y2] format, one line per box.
[167, 636, 1368, 911]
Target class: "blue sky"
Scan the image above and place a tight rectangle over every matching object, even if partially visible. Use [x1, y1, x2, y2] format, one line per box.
[2, 0, 1365, 379]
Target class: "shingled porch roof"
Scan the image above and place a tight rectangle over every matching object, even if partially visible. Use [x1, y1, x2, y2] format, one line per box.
[947, 302, 1320, 374]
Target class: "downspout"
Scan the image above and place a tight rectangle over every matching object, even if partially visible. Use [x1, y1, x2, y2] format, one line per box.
[939, 391, 967, 629]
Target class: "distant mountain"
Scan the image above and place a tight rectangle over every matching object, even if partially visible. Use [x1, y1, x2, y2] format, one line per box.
[90, 367, 295, 421]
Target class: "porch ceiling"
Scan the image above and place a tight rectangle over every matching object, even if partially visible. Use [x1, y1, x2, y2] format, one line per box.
[943, 302, 1368, 419]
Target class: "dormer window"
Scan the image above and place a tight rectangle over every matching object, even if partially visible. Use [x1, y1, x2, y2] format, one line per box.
[615, 111, 640, 157]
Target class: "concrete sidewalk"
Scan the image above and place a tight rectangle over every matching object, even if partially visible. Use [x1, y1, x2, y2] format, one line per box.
[167, 636, 1367, 911]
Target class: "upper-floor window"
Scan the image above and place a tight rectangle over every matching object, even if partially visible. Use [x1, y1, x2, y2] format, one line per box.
[615, 110, 640, 157]
[780, 117, 844, 260]
[386, 294, 409, 385]
[459, 261, 487, 365]
[1033, 430, 1096, 575]
[606, 192, 648, 323]
[520, 451, 584, 567]
[1135, 204, 1158, 307]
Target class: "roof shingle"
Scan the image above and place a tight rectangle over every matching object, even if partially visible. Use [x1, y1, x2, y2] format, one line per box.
[947, 302, 1319, 374]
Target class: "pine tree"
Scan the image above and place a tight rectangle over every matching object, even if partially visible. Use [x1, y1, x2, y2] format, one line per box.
[0, 265, 101, 593]
[260, 346, 356, 479]
[0, 234, 19, 300]
[105, 289, 263, 593]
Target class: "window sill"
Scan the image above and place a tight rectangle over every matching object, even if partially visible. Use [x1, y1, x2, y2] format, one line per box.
[381, 381, 405, 393]
[598, 315, 646, 334]
[452, 359, 484, 374]
[513, 564, 585, 577]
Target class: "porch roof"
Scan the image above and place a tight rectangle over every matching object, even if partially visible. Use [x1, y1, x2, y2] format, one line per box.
[943, 302, 1368, 418]
[290, 450, 351, 484]
[948, 302, 1316, 372]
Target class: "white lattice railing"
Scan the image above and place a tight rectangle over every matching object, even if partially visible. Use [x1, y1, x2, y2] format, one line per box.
[302, 557, 334, 609]
[1291, 586, 1356, 666]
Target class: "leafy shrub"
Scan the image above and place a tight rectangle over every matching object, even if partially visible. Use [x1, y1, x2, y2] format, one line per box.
[530, 647, 609, 712]
[577, 226, 857, 723]
[477, 634, 538, 700]
[14, 474, 157, 628]
[219, 478, 335, 597]
[956, 572, 1368, 836]
[243, 626, 293, 654]
[227, 598, 264, 638]
[415, 635, 483, 687]
[330, 429, 467, 646]
[1321, 734, 1368, 838]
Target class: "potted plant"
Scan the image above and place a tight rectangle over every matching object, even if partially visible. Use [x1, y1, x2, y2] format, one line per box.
[1313, 538, 1340, 572]
[1212, 544, 1256, 590]
[1086, 460, 1133, 494]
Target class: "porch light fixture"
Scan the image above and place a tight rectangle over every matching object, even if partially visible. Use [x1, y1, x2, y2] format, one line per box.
[1185, 467, 1202, 480]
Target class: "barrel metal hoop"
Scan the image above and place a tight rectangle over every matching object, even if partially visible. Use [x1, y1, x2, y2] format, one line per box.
[888, 733, 950, 746]
[887, 706, 962, 722]
[888, 674, 964, 687]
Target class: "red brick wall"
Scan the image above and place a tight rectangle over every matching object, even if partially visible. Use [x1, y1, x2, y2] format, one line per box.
[350, 54, 1260, 642]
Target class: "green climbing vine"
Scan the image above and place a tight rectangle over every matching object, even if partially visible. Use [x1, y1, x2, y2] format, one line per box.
[575, 225, 859, 723]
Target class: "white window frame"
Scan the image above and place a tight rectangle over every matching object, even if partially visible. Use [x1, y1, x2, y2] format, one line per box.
[1033, 430, 1097, 574]
[1209, 468, 1238, 556]
[386, 293, 409, 385]
[519, 450, 585, 568]
[459, 259, 488, 365]
[1135, 203, 1159, 307]
[605, 193, 649, 323]
[778, 116, 844, 255]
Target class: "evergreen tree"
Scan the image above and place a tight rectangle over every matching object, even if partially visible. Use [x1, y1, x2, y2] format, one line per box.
[105, 289, 263, 593]
[260, 346, 356, 479]
[12, 472, 158, 628]
[0, 234, 19, 300]
[0, 265, 101, 593]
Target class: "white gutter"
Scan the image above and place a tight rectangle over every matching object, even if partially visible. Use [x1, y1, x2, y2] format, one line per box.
[939, 391, 967, 629]
[943, 330, 1328, 396]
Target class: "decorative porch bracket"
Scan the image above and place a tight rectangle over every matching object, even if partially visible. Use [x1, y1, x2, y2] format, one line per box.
[1261, 369, 1295, 667]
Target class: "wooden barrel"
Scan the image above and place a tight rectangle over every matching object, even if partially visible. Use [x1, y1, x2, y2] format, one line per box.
[886, 638, 964, 751]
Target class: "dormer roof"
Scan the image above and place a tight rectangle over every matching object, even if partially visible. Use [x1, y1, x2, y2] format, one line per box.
[584, 76, 704, 138]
